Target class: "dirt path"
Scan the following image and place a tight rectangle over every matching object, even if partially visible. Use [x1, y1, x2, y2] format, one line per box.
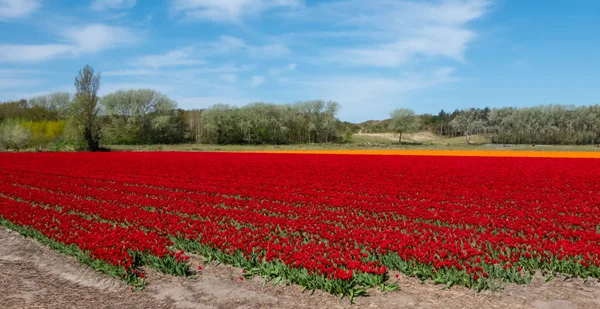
[2, 226, 600, 309]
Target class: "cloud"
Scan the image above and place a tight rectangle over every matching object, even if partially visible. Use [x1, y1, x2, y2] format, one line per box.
[0, 24, 138, 63]
[133, 47, 204, 68]
[0, 44, 72, 62]
[248, 43, 290, 58]
[208, 35, 246, 53]
[268, 63, 296, 75]
[176, 64, 256, 74]
[0, 0, 40, 19]
[0, 78, 39, 89]
[103, 69, 159, 77]
[286, 67, 457, 120]
[294, 0, 490, 67]
[209, 35, 290, 58]
[0, 69, 44, 96]
[220, 74, 237, 83]
[62, 24, 138, 53]
[172, 0, 303, 22]
[91, 0, 137, 10]
[330, 27, 475, 67]
[250, 75, 265, 87]
[104, 64, 254, 80]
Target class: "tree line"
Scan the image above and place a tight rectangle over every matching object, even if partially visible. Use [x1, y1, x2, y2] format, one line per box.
[0, 65, 346, 151]
[1, 65, 600, 150]
[191, 101, 342, 144]
[419, 106, 600, 145]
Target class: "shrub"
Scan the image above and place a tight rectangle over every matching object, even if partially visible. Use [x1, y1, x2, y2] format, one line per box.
[0, 120, 31, 151]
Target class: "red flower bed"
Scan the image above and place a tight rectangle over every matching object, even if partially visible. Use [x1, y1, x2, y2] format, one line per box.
[1, 152, 599, 296]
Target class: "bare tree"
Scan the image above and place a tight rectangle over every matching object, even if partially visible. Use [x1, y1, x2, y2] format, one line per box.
[73, 65, 101, 151]
[389, 108, 418, 144]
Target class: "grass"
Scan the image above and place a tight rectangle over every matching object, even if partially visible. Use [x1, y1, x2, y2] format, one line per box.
[4, 131, 597, 153]
[105, 133, 600, 153]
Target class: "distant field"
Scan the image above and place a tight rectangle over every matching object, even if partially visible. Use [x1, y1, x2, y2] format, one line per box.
[107, 132, 600, 153]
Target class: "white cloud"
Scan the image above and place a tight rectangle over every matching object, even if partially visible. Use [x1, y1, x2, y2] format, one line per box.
[0, 68, 42, 75]
[0, 24, 138, 63]
[268, 63, 296, 75]
[0, 78, 39, 89]
[330, 27, 475, 67]
[0, 0, 40, 19]
[134, 47, 204, 68]
[209, 35, 246, 53]
[248, 43, 290, 58]
[220, 73, 237, 83]
[250, 75, 265, 87]
[177, 64, 256, 74]
[91, 0, 137, 10]
[172, 0, 303, 22]
[62, 24, 138, 54]
[0, 44, 72, 62]
[103, 69, 159, 77]
[0, 69, 54, 98]
[317, 67, 455, 101]
[208, 35, 290, 58]
[296, 0, 490, 67]
[286, 67, 457, 120]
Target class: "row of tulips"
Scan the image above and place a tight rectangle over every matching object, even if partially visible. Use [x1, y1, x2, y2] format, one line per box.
[1, 152, 599, 300]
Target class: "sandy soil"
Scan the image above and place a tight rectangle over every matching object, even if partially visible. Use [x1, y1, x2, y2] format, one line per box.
[2, 226, 600, 309]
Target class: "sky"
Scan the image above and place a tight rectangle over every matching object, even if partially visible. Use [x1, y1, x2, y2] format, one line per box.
[0, 0, 599, 122]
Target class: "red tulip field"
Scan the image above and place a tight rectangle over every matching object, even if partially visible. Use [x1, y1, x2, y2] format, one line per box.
[0, 152, 599, 301]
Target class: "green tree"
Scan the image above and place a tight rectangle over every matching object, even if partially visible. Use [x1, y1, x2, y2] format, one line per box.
[73, 65, 102, 151]
[388, 108, 418, 144]
[101, 89, 178, 144]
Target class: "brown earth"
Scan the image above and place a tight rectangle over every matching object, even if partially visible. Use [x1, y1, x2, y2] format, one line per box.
[2, 226, 600, 309]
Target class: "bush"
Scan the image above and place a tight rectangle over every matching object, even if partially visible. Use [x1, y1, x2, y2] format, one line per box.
[0, 120, 31, 151]
[21, 120, 65, 149]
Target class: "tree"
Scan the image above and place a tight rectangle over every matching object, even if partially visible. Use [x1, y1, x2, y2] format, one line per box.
[449, 109, 486, 144]
[0, 120, 31, 151]
[101, 89, 178, 144]
[73, 65, 102, 151]
[388, 108, 417, 144]
[48, 92, 72, 119]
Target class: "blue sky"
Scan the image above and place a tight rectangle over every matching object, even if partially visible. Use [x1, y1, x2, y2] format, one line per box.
[1, 0, 599, 121]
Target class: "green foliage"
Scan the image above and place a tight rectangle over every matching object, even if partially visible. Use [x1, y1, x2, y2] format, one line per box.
[4, 87, 600, 147]
[73, 65, 102, 151]
[200, 100, 341, 144]
[429, 105, 600, 145]
[172, 237, 397, 303]
[0, 217, 145, 287]
[101, 89, 184, 144]
[450, 109, 487, 144]
[20, 120, 65, 148]
[488, 105, 600, 145]
[389, 108, 418, 143]
[0, 93, 71, 123]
